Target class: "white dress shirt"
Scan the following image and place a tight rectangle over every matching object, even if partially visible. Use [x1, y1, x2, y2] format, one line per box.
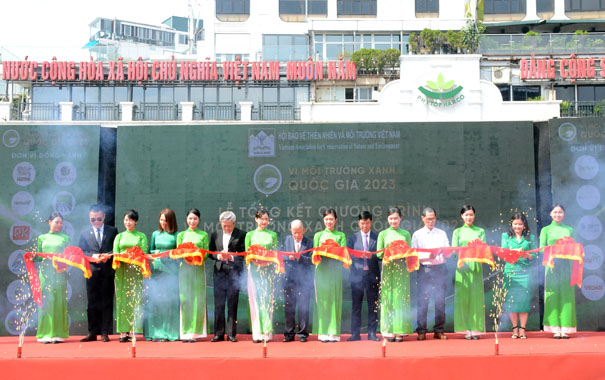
[222, 232, 232, 252]
[411, 226, 450, 265]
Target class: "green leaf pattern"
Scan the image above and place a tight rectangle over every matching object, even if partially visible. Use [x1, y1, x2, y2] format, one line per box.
[426, 73, 456, 91]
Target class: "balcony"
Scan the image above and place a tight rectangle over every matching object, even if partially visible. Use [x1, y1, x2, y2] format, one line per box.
[479, 33, 605, 56]
[560, 101, 605, 118]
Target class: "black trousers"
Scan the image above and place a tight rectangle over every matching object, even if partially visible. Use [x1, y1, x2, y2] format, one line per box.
[350, 272, 379, 336]
[416, 264, 447, 334]
[85, 261, 115, 335]
[213, 267, 241, 337]
[283, 270, 313, 338]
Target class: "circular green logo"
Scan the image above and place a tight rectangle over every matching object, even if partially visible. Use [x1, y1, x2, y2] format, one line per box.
[2, 129, 20, 148]
[558, 122, 576, 142]
[254, 164, 282, 195]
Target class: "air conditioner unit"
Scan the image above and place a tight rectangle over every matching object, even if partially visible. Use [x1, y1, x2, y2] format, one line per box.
[492, 67, 511, 84]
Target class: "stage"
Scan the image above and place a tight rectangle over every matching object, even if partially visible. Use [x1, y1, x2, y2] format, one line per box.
[1, 332, 604, 379]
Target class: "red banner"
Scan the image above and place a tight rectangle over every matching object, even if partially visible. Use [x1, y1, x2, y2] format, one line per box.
[112, 246, 152, 278]
[244, 245, 286, 274]
[311, 239, 352, 268]
[542, 236, 584, 288]
[167, 242, 207, 266]
[381, 240, 420, 272]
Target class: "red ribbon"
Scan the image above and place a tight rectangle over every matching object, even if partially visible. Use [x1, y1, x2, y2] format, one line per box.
[245, 244, 285, 273]
[542, 236, 584, 288]
[381, 240, 419, 272]
[167, 242, 207, 266]
[112, 246, 152, 278]
[24, 246, 92, 306]
[311, 239, 352, 268]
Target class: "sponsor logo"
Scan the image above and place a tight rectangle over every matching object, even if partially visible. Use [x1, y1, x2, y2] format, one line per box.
[10, 222, 31, 246]
[581, 275, 605, 301]
[54, 161, 77, 186]
[558, 122, 577, 142]
[574, 155, 599, 180]
[2, 129, 20, 148]
[576, 185, 600, 210]
[53, 191, 75, 215]
[417, 73, 464, 107]
[584, 245, 604, 271]
[253, 164, 282, 195]
[577, 215, 602, 241]
[11, 191, 34, 216]
[249, 129, 276, 157]
[13, 162, 36, 187]
[5, 309, 38, 336]
[6, 279, 31, 305]
[8, 249, 27, 275]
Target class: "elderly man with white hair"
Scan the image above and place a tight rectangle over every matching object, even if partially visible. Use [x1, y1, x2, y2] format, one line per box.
[209, 211, 247, 342]
[280, 219, 314, 342]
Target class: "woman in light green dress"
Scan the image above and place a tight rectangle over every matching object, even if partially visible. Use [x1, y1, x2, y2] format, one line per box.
[540, 204, 576, 339]
[501, 212, 536, 339]
[113, 209, 148, 343]
[245, 209, 279, 343]
[177, 208, 209, 342]
[452, 205, 486, 340]
[313, 208, 347, 342]
[145, 208, 179, 342]
[35, 212, 70, 343]
[376, 207, 413, 342]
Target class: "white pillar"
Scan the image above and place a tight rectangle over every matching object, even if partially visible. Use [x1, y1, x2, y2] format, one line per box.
[59, 102, 74, 122]
[0, 101, 11, 121]
[299, 102, 312, 122]
[523, 0, 539, 20]
[239, 101, 253, 122]
[327, 0, 337, 18]
[180, 102, 195, 122]
[120, 102, 134, 122]
[553, 0, 569, 19]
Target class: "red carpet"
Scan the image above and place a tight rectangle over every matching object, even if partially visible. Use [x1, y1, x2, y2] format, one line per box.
[1, 332, 604, 379]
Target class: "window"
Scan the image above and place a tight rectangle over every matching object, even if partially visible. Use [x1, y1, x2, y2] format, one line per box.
[485, 0, 526, 13]
[216, 53, 250, 62]
[316, 33, 403, 60]
[565, 0, 605, 11]
[537, 0, 554, 12]
[512, 86, 540, 101]
[577, 85, 605, 101]
[280, 0, 327, 16]
[216, 0, 250, 21]
[416, 0, 439, 13]
[345, 87, 372, 101]
[337, 0, 377, 16]
[263, 35, 309, 61]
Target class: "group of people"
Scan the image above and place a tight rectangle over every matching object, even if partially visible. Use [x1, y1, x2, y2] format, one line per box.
[33, 203, 578, 344]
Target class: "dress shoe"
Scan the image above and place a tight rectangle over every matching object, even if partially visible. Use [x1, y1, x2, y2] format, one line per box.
[253, 339, 262, 343]
[347, 334, 361, 342]
[434, 332, 447, 340]
[211, 335, 225, 342]
[101, 334, 110, 342]
[80, 334, 97, 342]
[395, 337, 404, 342]
[228, 336, 238, 342]
[417, 333, 426, 341]
[471, 335, 480, 340]
[387, 337, 396, 342]
[119, 337, 129, 343]
[367, 334, 380, 342]
[283, 336, 295, 342]
[299, 336, 307, 342]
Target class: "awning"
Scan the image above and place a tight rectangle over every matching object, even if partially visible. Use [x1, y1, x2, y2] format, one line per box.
[82, 40, 99, 49]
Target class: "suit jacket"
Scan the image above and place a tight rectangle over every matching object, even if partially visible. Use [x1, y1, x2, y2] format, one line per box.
[209, 228, 247, 273]
[279, 235, 314, 275]
[347, 230, 380, 283]
[78, 224, 118, 269]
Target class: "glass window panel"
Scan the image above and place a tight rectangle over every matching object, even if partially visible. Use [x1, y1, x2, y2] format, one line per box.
[315, 34, 324, 43]
[232, 87, 246, 103]
[132, 87, 144, 105]
[263, 87, 278, 102]
[33, 87, 67, 104]
[160, 87, 174, 103]
[293, 45, 308, 60]
[295, 86, 309, 103]
[264, 46, 278, 60]
[280, 87, 294, 102]
[264, 35, 278, 45]
[247, 87, 262, 106]
[174, 87, 188, 103]
[279, 35, 291, 45]
[374, 35, 390, 43]
[326, 44, 342, 60]
[204, 87, 218, 102]
[100, 87, 113, 103]
[326, 34, 342, 42]
[537, 0, 553, 11]
[498, 85, 511, 101]
[191, 87, 204, 103]
[314, 42, 324, 59]
[555, 85, 574, 101]
[72, 86, 85, 104]
[294, 35, 307, 45]
[512, 85, 540, 101]
[309, 0, 327, 14]
[595, 85, 605, 100]
[583, 0, 601, 10]
[577, 85, 595, 101]
[144, 86, 159, 102]
[344, 34, 354, 42]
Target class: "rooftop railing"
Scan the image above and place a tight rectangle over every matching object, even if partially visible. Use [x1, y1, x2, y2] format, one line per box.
[479, 33, 605, 56]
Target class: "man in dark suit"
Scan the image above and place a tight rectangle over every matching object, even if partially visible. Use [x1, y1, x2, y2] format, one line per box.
[347, 211, 380, 341]
[280, 219, 314, 343]
[79, 204, 118, 342]
[208, 211, 246, 342]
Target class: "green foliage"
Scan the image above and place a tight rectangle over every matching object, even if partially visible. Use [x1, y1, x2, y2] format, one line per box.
[350, 48, 401, 74]
[594, 100, 605, 115]
[574, 30, 589, 35]
[461, 17, 485, 53]
[528, 96, 544, 101]
[446, 30, 463, 53]
[409, 32, 420, 54]
[525, 30, 540, 36]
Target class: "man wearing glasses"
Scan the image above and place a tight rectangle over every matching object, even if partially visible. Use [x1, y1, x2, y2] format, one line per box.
[78, 204, 118, 342]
